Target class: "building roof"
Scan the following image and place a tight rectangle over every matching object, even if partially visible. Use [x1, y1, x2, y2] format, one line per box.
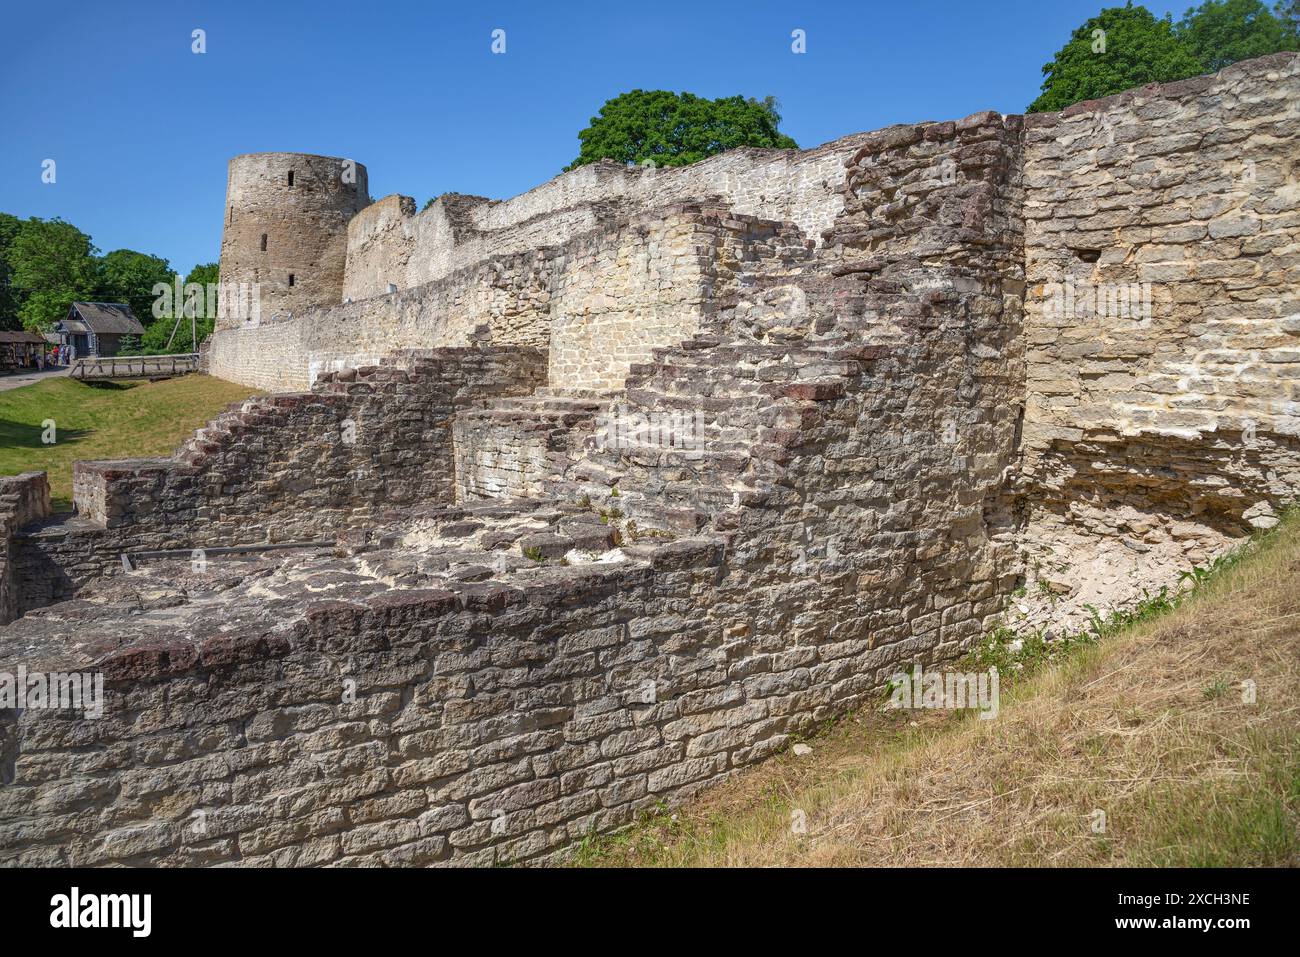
[63, 302, 145, 335]
[0, 330, 48, 345]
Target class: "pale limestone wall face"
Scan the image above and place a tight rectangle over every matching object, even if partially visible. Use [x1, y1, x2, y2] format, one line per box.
[1023, 54, 1300, 447]
[466, 137, 863, 243]
[342, 194, 418, 298]
[339, 134, 868, 302]
[548, 211, 811, 392]
[548, 218, 708, 393]
[210, 205, 808, 393]
[210, 246, 558, 391]
[1017, 53, 1300, 633]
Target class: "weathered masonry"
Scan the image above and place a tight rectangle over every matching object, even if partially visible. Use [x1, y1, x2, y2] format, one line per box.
[1, 53, 1297, 866]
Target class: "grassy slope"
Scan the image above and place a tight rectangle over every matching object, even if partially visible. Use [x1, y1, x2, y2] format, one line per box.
[573, 519, 1300, 867]
[0, 375, 257, 510]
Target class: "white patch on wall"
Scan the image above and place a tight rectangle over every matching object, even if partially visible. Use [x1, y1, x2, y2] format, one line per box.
[307, 353, 387, 387]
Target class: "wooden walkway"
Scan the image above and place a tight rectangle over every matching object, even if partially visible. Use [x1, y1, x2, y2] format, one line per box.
[70, 354, 200, 381]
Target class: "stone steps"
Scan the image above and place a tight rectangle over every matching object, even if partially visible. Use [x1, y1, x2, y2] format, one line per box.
[540, 326, 890, 533]
[175, 355, 445, 469]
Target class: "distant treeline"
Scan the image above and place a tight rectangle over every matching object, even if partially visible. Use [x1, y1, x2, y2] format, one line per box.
[0, 212, 217, 354]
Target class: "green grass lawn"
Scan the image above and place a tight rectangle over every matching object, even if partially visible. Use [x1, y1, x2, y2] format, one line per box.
[0, 374, 257, 511]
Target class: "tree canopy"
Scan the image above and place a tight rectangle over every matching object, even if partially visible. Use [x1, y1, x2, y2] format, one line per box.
[1029, 1, 1299, 112]
[0, 212, 218, 352]
[1176, 0, 1300, 71]
[565, 91, 797, 172]
[98, 248, 174, 328]
[1028, 4, 1204, 112]
[7, 217, 102, 332]
[0, 213, 23, 332]
[140, 262, 220, 354]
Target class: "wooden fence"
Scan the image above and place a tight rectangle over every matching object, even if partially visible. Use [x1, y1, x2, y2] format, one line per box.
[69, 353, 200, 381]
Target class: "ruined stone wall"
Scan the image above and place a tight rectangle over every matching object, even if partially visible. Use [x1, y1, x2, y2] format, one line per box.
[218, 153, 370, 330]
[452, 395, 605, 502]
[0, 111, 1026, 868]
[343, 194, 421, 297]
[548, 206, 811, 392]
[10, 518, 115, 622]
[0, 474, 50, 625]
[12, 349, 546, 615]
[210, 250, 559, 392]
[215, 134, 871, 391]
[209, 206, 803, 394]
[0, 531, 732, 866]
[566, 108, 1027, 666]
[1018, 52, 1300, 625]
[10, 58, 1300, 868]
[337, 134, 868, 303]
[467, 136, 865, 246]
[343, 191, 625, 303]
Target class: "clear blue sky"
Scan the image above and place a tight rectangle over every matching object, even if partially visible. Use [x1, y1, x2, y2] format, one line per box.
[0, 0, 1181, 276]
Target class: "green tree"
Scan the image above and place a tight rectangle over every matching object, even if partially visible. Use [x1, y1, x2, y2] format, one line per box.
[565, 91, 797, 171]
[1028, 4, 1205, 112]
[115, 334, 144, 357]
[0, 212, 23, 331]
[8, 217, 100, 332]
[141, 262, 220, 354]
[1175, 0, 1300, 71]
[97, 248, 173, 326]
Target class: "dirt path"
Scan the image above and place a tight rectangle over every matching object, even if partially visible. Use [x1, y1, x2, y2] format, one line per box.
[0, 367, 70, 392]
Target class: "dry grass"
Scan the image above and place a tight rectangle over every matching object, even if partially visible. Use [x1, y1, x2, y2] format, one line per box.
[572, 520, 1300, 867]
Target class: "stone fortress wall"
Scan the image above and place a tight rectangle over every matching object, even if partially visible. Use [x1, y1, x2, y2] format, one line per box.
[2, 53, 1298, 866]
[342, 134, 865, 301]
[208, 134, 868, 392]
[1016, 52, 1300, 630]
[0, 107, 1027, 866]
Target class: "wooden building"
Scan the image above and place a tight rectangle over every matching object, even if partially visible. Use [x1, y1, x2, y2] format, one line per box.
[56, 302, 146, 359]
[0, 330, 50, 369]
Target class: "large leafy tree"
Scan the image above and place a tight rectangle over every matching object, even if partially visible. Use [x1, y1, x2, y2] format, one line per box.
[1030, 1, 1300, 111]
[97, 248, 173, 326]
[0, 213, 22, 331]
[1175, 0, 1299, 71]
[7, 217, 101, 332]
[566, 91, 797, 171]
[141, 262, 220, 354]
[1028, 4, 1204, 112]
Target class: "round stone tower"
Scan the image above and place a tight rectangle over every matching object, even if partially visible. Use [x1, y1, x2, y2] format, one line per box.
[217, 152, 369, 329]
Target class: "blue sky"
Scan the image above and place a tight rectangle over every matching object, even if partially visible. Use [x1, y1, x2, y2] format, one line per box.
[0, 0, 1181, 275]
